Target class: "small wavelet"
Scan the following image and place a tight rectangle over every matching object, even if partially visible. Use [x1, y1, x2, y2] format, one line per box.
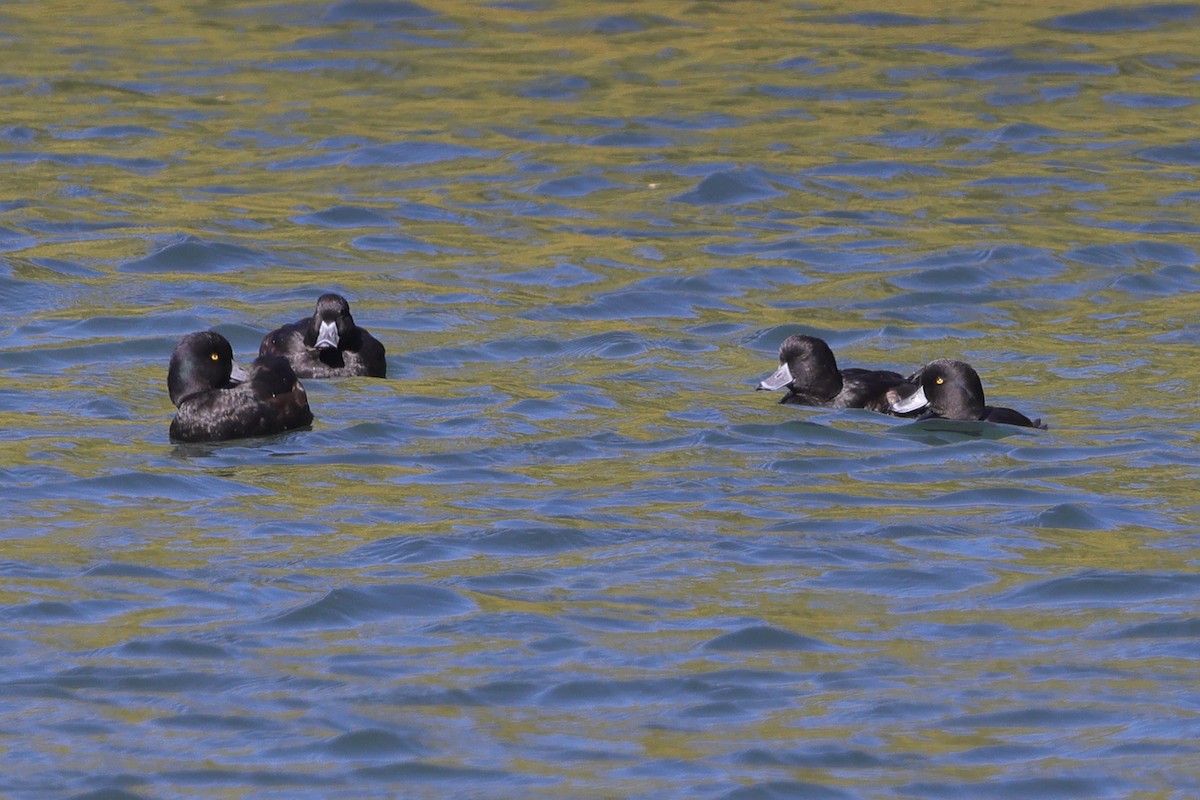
[347, 535, 471, 566]
[941, 55, 1117, 80]
[702, 625, 832, 652]
[270, 140, 496, 170]
[117, 638, 231, 659]
[323, 1, 440, 23]
[267, 584, 476, 629]
[352, 234, 456, 255]
[1104, 617, 1200, 639]
[1043, 4, 1198, 32]
[901, 776, 1127, 800]
[531, 173, 624, 198]
[29, 471, 271, 503]
[587, 131, 673, 148]
[819, 12, 944, 26]
[53, 125, 162, 141]
[352, 761, 512, 783]
[584, 14, 679, 34]
[672, 169, 785, 205]
[464, 523, 602, 555]
[321, 728, 425, 758]
[808, 565, 992, 597]
[721, 781, 856, 800]
[120, 237, 263, 274]
[733, 745, 886, 769]
[1104, 92, 1195, 109]
[292, 205, 394, 228]
[535, 288, 737, 321]
[516, 74, 591, 100]
[556, 331, 648, 359]
[1136, 141, 1200, 165]
[1000, 571, 1200, 607]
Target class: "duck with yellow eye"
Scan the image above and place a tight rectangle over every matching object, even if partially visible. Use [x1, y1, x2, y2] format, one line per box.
[167, 330, 313, 442]
[888, 358, 1046, 429]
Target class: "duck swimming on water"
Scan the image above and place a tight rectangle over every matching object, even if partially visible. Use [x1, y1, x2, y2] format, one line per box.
[260, 293, 387, 379]
[756, 334, 914, 414]
[889, 358, 1046, 429]
[168, 330, 313, 442]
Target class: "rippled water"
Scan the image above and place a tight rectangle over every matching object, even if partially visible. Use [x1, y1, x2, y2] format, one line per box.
[3, 1, 1199, 798]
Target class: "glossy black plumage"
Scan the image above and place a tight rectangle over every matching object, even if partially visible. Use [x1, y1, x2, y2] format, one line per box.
[259, 293, 386, 378]
[756, 334, 914, 413]
[168, 331, 313, 443]
[889, 358, 1046, 429]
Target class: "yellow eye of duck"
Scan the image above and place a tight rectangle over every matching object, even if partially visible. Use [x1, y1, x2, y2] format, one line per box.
[935, 376, 944, 385]
[211, 352, 220, 361]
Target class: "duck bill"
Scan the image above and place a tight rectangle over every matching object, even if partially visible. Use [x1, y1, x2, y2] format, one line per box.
[228, 361, 250, 386]
[757, 362, 794, 392]
[314, 320, 339, 350]
[890, 384, 929, 413]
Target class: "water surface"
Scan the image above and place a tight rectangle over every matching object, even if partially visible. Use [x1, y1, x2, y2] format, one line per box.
[2, 1, 1199, 798]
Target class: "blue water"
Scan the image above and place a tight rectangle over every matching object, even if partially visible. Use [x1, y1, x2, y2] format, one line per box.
[2, 2, 1199, 798]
